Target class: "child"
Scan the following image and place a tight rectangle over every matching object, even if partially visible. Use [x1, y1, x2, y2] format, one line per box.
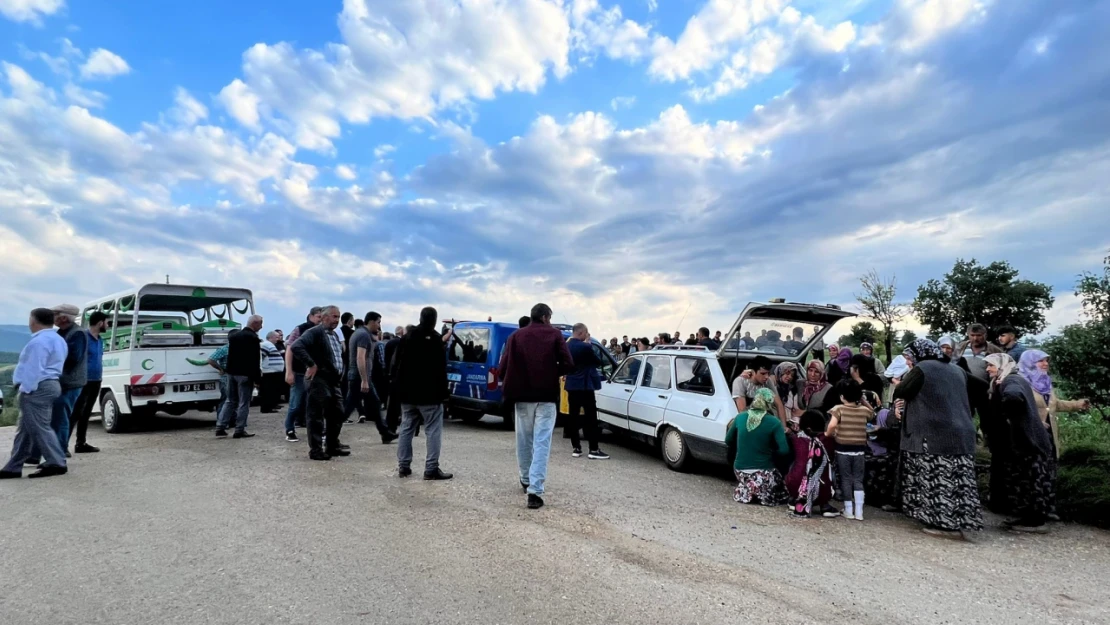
[786, 409, 838, 518]
[826, 380, 874, 521]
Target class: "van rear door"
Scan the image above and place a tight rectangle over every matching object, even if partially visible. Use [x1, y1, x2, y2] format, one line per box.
[447, 324, 496, 402]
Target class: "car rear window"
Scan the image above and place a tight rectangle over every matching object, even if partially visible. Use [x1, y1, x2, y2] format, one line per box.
[450, 327, 491, 364]
[675, 357, 714, 395]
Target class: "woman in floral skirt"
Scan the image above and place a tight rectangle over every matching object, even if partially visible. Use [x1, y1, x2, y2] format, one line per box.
[727, 387, 790, 506]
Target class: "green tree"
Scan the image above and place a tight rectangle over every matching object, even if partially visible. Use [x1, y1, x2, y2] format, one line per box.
[1044, 321, 1110, 422]
[912, 259, 1054, 337]
[1076, 253, 1110, 321]
[855, 270, 907, 365]
[900, 329, 918, 346]
[838, 321, 879, 348]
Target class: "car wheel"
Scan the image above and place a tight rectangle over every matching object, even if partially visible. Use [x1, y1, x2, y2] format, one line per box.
[661, 426, 691, 472]
[100, 391, 129, 433]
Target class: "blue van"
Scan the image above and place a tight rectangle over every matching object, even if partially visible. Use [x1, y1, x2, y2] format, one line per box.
[446, 321, 518, 426]
[446, 321, 618, 428]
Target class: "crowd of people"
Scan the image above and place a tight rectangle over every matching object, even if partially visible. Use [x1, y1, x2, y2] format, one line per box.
[720, 322, 1089, 539]
[1, 305, 1093, 531]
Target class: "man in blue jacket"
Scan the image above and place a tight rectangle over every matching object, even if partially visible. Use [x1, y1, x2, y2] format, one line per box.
[565, 323, 609, 460]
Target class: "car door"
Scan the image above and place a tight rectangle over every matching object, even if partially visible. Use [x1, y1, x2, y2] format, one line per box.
[597, 355, 642, 431]
[628, 355, 672, 437]
[665, 356, 731, 463]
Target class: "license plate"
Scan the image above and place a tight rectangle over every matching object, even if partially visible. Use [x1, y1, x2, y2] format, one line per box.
[447, 373, 462, 382]
[173, 382, 217, 393]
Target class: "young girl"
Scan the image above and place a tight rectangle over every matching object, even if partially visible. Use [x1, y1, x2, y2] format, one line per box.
[786, 409, 838, 518]
[826, 380, 875, 521]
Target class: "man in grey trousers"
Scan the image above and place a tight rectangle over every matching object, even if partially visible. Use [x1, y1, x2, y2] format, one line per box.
[390, 307, 453, 480]
[216, 315, 263, 438]
[1, 308, 70, 479]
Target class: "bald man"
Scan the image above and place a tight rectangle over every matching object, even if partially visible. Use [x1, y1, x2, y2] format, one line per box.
[217, 314, 263, 438]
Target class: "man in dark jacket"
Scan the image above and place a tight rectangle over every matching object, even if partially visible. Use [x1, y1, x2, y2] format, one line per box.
[381, 326, 410, 431]
[498, 303, 574, 509]
[291, 306, 347, 461]
[565, 323, 609, 460]
[696, 326, 720, 350]
[216, 314, 263, 438]
[391, 308, 452, 480]
[283, 306, 323, 440]
[50, 305, 88, 456]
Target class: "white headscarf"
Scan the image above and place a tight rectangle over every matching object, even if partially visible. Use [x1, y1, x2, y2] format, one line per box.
[885, 355, 910, 379]
[984, 353, 1018, 397]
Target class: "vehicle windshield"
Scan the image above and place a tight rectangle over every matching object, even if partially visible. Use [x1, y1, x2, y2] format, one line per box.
[722, 319, 827, 357]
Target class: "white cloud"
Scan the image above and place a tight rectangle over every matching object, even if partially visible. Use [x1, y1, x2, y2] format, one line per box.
[373, 143, 395, 158]
[217, 78, 261, 129]
[171, 87, 208, 125]
[0, 0, 64, 24]
[63, 83, 107, 108]
[571, 0, 652, 61]
[610, 95, 636, 110]
[862, 0, 990, 52]
[335, 164, 357, 180]
[79, 48, 130, 80]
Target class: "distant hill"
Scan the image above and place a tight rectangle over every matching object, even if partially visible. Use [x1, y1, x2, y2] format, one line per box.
[0, 325, 30, 353]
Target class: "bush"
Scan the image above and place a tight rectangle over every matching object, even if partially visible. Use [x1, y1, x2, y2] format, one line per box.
[1056, 415, 1110, 528]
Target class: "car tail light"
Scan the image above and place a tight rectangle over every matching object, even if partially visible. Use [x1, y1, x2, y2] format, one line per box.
[487, 368, 498, 391]
[132, 384, 164, 397]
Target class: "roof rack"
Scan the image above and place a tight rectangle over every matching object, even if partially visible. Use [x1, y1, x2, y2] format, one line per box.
[651, 345, 709, 351]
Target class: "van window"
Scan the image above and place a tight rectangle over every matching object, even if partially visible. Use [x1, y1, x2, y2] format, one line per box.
[676, 357, 715, 395]
[642, 356, 672, 390]
[612, 356, 642, 385]
[449, 327, 491, 364]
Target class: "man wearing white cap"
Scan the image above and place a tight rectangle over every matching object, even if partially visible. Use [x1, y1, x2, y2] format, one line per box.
[50, 304, 88, 456]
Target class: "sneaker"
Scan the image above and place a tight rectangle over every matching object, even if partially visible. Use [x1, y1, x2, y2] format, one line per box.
[790, 511, 810, 519]
[309, 451, 332, 461]
[75, 443, 100, 453]
[527, 494, 544, 509]
[232, 431, 256, 439]
[285, 430, 298, 442]
[588, 449, 610, 460]
[398, 467, 412, 478]
[28, 466, 68, 478]
[381, 433, 399, 444]
[424, 468, 454, 481]
[572, 448, 582, 458]
[326, 448, 351, 457]
[215, 429, 228, 437]
[358, 416, 368, 424]
[822, 509, 842, 518]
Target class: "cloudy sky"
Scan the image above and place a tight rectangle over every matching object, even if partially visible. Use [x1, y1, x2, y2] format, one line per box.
[1, 0, 1108, 340]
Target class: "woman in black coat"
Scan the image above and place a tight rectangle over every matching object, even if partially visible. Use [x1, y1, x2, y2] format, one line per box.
[985, 354, 1056, 534]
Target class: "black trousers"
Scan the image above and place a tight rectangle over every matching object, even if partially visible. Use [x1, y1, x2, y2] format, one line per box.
[260, 372, 283, 412]
[306, 377, 345, 454]
[69, 380, 102, 446]
[343, 377, 392, 437]
[567, 390, 600, 451]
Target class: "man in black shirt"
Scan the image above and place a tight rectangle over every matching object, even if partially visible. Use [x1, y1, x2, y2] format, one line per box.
[217, 315, 263, 438]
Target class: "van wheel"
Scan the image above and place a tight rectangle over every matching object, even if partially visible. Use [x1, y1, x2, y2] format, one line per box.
[100, 391, 129, 433]
[661, 426, 690, 472]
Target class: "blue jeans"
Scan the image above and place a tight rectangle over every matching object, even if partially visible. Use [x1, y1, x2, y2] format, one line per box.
[51, 387, 82, 453]
[284, 373, 306, 432]
[398, 404, 444, 473]
[515, 402, 556, 496]
[216, 375, 253, 432]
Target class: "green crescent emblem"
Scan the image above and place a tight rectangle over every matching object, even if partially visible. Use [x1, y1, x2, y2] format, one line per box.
[141, 359, 154, 370]
[186, 357, 210, 367]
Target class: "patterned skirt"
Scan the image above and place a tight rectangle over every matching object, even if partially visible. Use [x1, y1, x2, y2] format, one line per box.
[900, 452, 984, 531]
[734, 469, 786, 506]
[1009, 454, 1057, 523]
[864, 453, 899, 507]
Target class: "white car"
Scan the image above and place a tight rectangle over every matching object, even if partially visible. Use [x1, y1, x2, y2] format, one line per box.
[596, 301, 853, 471]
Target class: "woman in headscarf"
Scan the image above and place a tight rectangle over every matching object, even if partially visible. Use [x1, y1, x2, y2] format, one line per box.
[938, 337, 956, 362]
[986, 353, 1056, 533]
[801, 360, 833, 414]
[827, 345, 852, 386]
[883, 355, 911, 405]
[774, 362, 804, 425]
[726, 387, 790, 506]
[859, 342, 887, 379]
[892, 339, 983, 538]
[1018, 350, 1090, 458]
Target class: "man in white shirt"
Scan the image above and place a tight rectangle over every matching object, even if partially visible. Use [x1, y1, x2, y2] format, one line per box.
[1, 308, 70, 479]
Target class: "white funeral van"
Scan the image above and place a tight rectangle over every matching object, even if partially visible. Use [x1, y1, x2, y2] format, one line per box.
[81, 284, 254, 432]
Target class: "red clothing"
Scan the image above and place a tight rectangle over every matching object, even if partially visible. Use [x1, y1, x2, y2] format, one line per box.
[498, 322, 575, 404]
[785, 433, 834, 505]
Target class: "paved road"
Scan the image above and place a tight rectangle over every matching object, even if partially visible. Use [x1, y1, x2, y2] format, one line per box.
[1, 408, 1107, 625]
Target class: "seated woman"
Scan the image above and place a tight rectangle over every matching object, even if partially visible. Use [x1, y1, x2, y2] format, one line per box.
[800, 360, 833, 414]
[786, 409, 839, 518]
[727, 388, 790, 506]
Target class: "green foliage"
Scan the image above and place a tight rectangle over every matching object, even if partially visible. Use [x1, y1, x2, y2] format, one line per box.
[0, 401, 16, 428]
[1055, 415, 1110, 528]
[855, 271, 907, 365]
[1076, 253, 1110, 321]
[912, 259, 1054, 337]
[899, 329, 918, 347]
[838, 321, 879, 348]
[1043, 319, 1110, 422]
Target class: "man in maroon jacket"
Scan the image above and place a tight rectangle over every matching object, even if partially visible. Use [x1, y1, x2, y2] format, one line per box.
[498, 303, 574, 509]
